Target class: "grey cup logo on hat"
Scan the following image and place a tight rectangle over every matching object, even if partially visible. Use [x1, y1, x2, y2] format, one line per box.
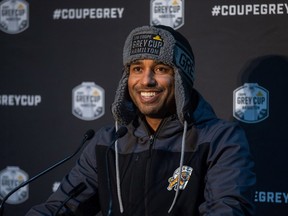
[130, 34, 164, 56]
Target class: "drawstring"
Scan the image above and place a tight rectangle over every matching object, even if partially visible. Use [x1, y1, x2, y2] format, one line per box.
[168, 120, 187, 213]
[115, 122, 124, 213]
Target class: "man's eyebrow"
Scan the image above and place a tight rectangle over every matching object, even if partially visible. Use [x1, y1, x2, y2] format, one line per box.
[128, 60, 171, 68]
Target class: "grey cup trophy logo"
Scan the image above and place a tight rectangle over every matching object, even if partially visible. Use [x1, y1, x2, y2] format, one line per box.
[233, 83, 269, 123]
[0, 166, 29, 204]
[72, 82, 105, 121]
[0, 0, 29, 34]
[150, 0, 184, 30]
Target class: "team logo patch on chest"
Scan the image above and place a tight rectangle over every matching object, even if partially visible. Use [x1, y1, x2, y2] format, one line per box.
[167, 165, 193, 191]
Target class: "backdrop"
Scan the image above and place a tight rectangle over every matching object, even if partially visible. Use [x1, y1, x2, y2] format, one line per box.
[1, 0, 288, 215]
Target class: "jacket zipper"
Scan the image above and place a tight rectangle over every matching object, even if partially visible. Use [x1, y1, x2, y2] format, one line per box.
[148, 134, 154, 156]
[144, 134, 154, 216]
[144, 119, 168, 216]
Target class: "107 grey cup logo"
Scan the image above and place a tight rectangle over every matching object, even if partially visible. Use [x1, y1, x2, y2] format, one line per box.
[0, 0, 29, 34]
[150, 0, 184, 30]
[233, 83, 269, 123]
[0, 166, 29, 204]
[72, 82, 105, 121]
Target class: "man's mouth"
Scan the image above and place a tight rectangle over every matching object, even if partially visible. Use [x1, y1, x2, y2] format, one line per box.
[139, 91, 161, 103]
[141, 92, 156, 97]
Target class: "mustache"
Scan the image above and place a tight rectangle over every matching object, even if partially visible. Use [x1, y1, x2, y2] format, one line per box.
[134, 86, 163, 92]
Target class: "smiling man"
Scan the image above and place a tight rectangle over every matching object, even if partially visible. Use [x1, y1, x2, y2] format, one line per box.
[128, 59, 176, 131]
[26, 25, 256, 216]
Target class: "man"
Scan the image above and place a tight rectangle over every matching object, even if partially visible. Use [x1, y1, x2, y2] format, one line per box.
[26, 25, 256, 215]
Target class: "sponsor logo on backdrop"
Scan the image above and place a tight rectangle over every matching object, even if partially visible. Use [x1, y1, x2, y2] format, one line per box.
[0, 166, 29, 204]
[233, 83, 269, 123]
[52, 7, 124, 20]
[150, 0, 184, 30]
[0, 0, 29, 34]
[0, 94, 41, 106]
[211, 3, 288, 16]
[254, 191, 288, 204]
[72, 82, 105, 121]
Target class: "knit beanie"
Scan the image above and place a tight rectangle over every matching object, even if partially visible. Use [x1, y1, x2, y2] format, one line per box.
[112, 25, 195, 125]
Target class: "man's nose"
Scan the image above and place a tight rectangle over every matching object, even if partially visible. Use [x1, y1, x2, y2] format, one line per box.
[140, 69, 156, 86]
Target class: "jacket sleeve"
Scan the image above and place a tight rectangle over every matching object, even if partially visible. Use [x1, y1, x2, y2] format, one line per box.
[199, 122, 256, 216]
[25, 134, 101, 216]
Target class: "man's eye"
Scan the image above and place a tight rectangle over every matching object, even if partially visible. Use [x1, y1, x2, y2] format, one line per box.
[131, 66, 142, 72]
[155, 66, 170, 73]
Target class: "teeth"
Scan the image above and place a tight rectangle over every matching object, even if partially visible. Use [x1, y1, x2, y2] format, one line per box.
[141, 92, 156, 97]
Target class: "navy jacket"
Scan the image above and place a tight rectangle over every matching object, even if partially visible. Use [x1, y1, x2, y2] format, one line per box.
[26, 94, 256, 216]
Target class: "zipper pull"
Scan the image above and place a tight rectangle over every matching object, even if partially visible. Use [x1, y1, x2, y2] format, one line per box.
[149, 135, 154, 145]
[147, 135, 154, 157]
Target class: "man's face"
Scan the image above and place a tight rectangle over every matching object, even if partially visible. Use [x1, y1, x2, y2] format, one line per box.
[128, 59, 176, 119]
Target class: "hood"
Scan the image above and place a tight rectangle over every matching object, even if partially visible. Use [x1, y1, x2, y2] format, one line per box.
[192, 90, 217, 126]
